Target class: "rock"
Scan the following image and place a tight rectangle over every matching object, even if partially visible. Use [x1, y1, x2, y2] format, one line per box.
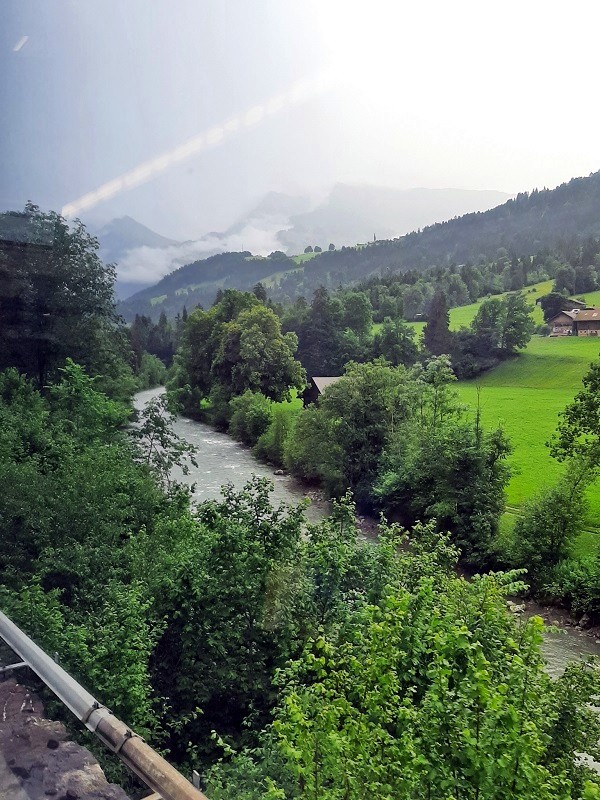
[507, 601, 525, 614]
[0, 679, 129, 800]
[579, 613, 592, 629]
[273, 469, 285, 475]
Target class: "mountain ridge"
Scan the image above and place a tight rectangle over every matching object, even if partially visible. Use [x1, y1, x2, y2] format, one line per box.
[118, 170, 600, 321]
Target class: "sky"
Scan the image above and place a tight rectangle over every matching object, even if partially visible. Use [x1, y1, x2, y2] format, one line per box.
[3, 0, 600, 240]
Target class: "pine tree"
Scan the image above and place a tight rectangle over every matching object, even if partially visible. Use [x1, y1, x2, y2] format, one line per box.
[423, 291, 452, 355]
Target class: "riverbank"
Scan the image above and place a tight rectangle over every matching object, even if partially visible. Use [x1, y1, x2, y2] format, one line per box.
[135, 388, 600, 675]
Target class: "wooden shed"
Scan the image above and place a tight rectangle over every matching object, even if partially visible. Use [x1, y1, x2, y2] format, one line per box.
[302, 376, 342, 406]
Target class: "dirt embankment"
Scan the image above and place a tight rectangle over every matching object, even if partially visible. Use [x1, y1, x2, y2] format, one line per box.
[0, 678, 129, 800]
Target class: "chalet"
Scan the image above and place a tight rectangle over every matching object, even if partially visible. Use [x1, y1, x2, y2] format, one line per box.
[549, 310, 579, 335]
[573, 308, 600, 336]
[302, 376, 342, 406]
[549, 308, 600, 336]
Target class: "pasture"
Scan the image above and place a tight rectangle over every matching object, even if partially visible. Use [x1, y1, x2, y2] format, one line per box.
[456, 336, 600, 533]
[403, 280, 600, 335]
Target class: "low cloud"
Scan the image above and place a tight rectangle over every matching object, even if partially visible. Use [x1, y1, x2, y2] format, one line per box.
[117, 214, 292, 285]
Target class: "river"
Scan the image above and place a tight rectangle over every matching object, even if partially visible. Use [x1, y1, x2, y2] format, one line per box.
[134, 388, 600, 678]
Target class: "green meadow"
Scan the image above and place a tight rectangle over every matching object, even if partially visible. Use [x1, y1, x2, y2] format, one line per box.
[456, 336, 600, 535]
[403, 281, 600, 336]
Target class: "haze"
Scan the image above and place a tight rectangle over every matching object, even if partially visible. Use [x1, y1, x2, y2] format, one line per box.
[3, 0, 600, 240]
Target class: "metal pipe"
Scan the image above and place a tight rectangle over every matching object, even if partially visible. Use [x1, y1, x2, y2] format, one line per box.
[0, 610, 208, 800]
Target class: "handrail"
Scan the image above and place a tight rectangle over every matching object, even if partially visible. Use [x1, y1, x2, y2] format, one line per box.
[0, 609, 208, 800]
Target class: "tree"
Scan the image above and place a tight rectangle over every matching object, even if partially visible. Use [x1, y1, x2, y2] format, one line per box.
[575, 264, 598, 293]
[314, 245, 322, 253]
[470, 297, 505, 352]
[212, 304, 306, 402]
[554, 266, 577, 295]
[252, 282, 268, 302]
[501, 292, 536, 351]
[539, 292, 574, 323]
[208, 527, 600, 800]
[470, 293, 533, 355]
[0, 205, 132, 393]
[328, 243, 335, 251]
[551, 358, 600, 469]
[341, 291, 373, 337]
[304, 246, 313, 254]
[287, 361, 412, 502]
[423, 291, 452, 355]
[294, 287, 345, 376]
[372, 318, 418, 367]
[509, 468, 588, 589]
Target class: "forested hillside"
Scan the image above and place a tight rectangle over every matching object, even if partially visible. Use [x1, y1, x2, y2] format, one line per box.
[121, 170, 600, 321]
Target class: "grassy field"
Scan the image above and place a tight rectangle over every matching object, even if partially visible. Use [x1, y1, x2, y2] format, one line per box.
[292, 252, 318, 264]
[402, 281, 600, 336]
[456, 336, 600, 535]
[371, 281, 600, 551]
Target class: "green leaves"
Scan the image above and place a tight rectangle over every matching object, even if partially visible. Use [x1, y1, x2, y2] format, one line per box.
[171, 290, 306, 415]
[269, 569, 595, 800]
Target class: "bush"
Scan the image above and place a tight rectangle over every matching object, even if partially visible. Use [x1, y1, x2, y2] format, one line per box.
[136, 352, 168, 390]
[207, 384, 233, 429]
[253, 404, 298, 466]
[229, 390, 272, 446]
[544, 557, 600, 618]
[508, 477, 587, 590]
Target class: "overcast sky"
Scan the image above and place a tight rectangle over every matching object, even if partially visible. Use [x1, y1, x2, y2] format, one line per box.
[3, 0, 600, 239]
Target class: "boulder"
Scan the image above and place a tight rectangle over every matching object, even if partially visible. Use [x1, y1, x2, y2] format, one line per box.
[0, 679, 130, 800]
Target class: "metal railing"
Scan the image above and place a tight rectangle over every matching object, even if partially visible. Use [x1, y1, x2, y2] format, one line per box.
[0, 609, 208, 800]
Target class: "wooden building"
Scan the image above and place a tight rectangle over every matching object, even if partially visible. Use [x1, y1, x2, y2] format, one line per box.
[549, 310, 579, 335]
[302, 376, 342, 406]
[549, 308, 600, 336]
[573, 308, 600, 336]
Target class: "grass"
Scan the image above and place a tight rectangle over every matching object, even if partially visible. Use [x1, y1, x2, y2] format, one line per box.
[261, 267, 303, 288]
[369, 280, 600, 555]
[456, 336, 600, 539]
[396, 281, 600, 337]
[292, 252, 318, 264]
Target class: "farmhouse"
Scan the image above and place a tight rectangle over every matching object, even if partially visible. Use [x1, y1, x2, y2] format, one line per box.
[549, 308, 600, 336]
[573, 308, 600, 336]
[549, 310, 579, 335]
[302, 376, 342, 406]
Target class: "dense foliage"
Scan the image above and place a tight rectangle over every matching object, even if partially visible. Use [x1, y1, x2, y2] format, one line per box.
[2, 366, 598, 798]
[170, 289, 306, 421]
[284, 358, 511, 564]
[0, 204, 136, 399]
[3, 203, 600, 799]
[120, 172, 600, 323]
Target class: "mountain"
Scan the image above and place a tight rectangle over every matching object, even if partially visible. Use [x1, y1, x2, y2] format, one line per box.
[120, 171, 600, 321]
[107, 186, 510, 301]
[276, 184, 512, 253]
[220, 191, 312, 238]
[91, 216, 181, 299]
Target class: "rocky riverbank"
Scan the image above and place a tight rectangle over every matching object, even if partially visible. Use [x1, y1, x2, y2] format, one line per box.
[0, 678, 129, 800]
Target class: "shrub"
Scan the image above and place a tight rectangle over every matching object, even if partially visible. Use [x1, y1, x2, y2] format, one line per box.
[253, 404, 298, 466]
[136, 352, 168, 390]
[508, 476, 587, 590]
[544, 557, 600, 618]
[229, 390, 272, 446]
